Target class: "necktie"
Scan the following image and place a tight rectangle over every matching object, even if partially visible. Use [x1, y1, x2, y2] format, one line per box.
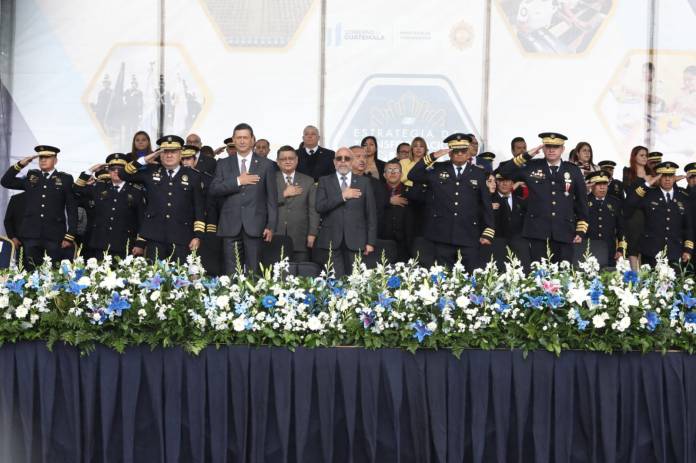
[456, 167, 463, 179]
[241, 158, 247, 174]
[167, 169, 174, 179]
[286, 175, 292, 186]
[340, 175, 348, 191]
[503, 195, 511, 212]
[43, 172, 49, 179]
[308, 149, 315, 156]
[666, 193, 671, 203]
[551, 166, 559, 175]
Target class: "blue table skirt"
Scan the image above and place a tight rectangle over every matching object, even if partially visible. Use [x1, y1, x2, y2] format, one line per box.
[1, 342, 695, 463]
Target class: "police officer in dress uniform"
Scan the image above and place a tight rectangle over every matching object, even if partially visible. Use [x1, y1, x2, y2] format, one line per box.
[597, 160, 624, 201]
[119, 135, 205, 262]
[625, 161, 693, 267]
[499, 132, 589, 264]
[1, 145, 78, 268]
[647, 152, 663, 172]
[73, 153, 146, 258]
[685, 163, 696, 270]
[584, 171, 625, 268]
[476, 151, 496, 172]
[181, 144, 222, 275]
[490, 168, 530, 271]
[407, 133, 494, 272]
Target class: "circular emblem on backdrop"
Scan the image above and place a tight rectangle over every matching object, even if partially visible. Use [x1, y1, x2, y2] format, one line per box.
[450, 20, 474, 51]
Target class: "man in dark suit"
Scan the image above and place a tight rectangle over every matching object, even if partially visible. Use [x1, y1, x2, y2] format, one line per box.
[73, 153, 145, 258]
[275, 145, 319, 262]
[499, 132, 589, 264]
[1, 145, 78, 268]
[490, 168, 530, 271]
[120, 135, 206, 263]
[315, 147, 377, 277]
[209, 123, 278, 274]
[296, 125, 335, 181]
[408, 133, 494, 272]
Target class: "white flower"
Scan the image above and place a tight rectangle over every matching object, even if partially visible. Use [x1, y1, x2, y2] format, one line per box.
[426, 321, 437, 333]
[455, 295, 470, 309]
[0, 295, 8, 308]
[617, 316, 631, 332]
[99, 271, 123, 290]
[307, 315, 322, 331]
[15, 305, 28, 319]
[216, 295, 230, 309]
[233, 316, 246, 332]
[592, 313, 610, 329]
[150, 290, 161, 301]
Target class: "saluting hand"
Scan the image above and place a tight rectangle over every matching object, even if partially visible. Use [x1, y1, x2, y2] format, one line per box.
[19, 155, 38, 167]
[214, 146, 226, 155]
[431, 148, 450, 160]
[143, 149, 162, 164]
[88, 163, 107, 173]
[645, 174, 661, 186]
[528, 145, 544, 157]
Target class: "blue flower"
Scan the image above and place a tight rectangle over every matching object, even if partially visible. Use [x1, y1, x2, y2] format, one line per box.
[140, 274, 163, 290]
[234, 301, 250, 314]
[577, 318, 589, 331]
[173, 276, 190, 289]
[685, 312, 696, 324]
[494, 298, 510, 313]
[60, 263, 70, 275]
[261, 295, 277, 309]
[438, 297, 454, 311]
[386, 275, 401, 289]
[29, 273, 41, 289]
[679, 292, 696, 309]
[303, 293, 317, 307]
[545, 293, 564, 309]
[431, 272, 446, 284]
[5, 279, 25, 296]
[74, 268, 85, 280]
[646, 311, 660, 332]
[411, 320, 433, 343]
[377, 292, 396, 310]
[623, 270, 639, 285]
[203, 296, 217, 312]
[107, 292, 131, 315]
[589, 278, 604, 305]
[525, 294, 544, 309]
[202, 277, 220, 290]
[534, 269, 548, 279]
[470, 294, 485, 306]
[67, 279, 88, 295]
[470, 276, 477, 288]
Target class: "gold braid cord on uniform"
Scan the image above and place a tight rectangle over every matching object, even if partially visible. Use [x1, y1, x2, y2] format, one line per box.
[74, 177, 87, 187]
[205, 224, 217, 233]
[193, 221, 206, 233]
[575, 221, 589, 234]
[635, 186, 646, 198]
[685, 240, 694, 250]
[13, 163, 22, 172]
[423, 153, 435, 169]
[481, 228, 495, 240]
[64, 234, 75, 242]
[512, 152, 533, 167]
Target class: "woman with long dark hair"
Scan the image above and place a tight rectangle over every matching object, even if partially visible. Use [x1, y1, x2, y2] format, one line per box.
[573, 141, 599, 178]
[622, 145, 656, 270]
[361, 136, 386, 181]
[128, 131, 153, 162]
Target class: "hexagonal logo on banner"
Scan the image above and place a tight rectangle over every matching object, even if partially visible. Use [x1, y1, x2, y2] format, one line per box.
[330, 74, 480, 158]
[494, 0, 615, 55]
[199, 0, 315, 49]
[83, 43, 209, 151]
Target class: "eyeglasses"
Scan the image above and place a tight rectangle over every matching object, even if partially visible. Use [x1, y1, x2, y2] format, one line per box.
[385, 168, 401, 174]
[277, 157, 296, 162]
[335, 156, 352, 162]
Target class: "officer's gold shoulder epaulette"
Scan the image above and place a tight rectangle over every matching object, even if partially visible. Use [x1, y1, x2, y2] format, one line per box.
[131, 183, 144, 190]
[473, 164, 483, 169]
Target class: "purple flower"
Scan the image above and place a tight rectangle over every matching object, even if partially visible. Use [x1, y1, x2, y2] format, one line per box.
[470, 294, 485, 306]
[140, 274, 163, 290]
[362, 312, 375, 328]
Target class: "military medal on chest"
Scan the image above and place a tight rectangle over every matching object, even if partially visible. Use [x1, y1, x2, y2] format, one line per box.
[563, 172, 571, 196]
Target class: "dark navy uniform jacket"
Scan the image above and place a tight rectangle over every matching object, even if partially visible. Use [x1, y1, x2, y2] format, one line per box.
[121, 162, 205, 246]
[408, 158, 494, 246]
[499, 155, 589, 243]
[586, 193, 625, 254]
[73, 173, 145, 254]
[625, 183, 693, 260]
[1, 164, 78, 244]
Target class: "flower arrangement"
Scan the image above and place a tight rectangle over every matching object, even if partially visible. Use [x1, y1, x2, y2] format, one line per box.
[1, 251, 695, 356]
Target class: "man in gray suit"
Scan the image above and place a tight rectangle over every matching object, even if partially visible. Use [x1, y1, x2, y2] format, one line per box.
[315, 147, 377, 277]
[209, 123, 277, 274]
[275, 145, 319, 262]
